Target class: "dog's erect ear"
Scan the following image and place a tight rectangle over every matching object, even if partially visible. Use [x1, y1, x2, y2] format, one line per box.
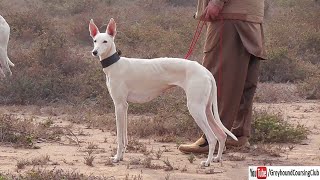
[89, 19, 99, 38]
[106, 18, 116, 37]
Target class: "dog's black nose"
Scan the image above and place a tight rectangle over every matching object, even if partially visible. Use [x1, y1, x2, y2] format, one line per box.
[92, 50, 98, 56]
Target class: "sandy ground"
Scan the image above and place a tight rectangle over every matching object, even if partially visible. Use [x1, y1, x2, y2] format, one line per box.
[0, 101, 319, 180]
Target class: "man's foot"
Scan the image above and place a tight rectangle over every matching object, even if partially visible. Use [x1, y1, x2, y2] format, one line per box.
[226, 136, 250, 147]
[178, 136, 250, 154]
[178, 136, 209, 154]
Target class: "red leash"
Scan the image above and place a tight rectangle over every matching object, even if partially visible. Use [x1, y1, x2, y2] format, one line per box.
[184, 20, 206, 59]
[218, 18, 224, 98]
[185, 18, 224, 98]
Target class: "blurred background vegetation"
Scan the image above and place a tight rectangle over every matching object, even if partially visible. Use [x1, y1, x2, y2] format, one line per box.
[0, 0, 319, 108]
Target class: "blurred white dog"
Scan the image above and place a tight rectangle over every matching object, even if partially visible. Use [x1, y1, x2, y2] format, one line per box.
[89, 18, 237, 167]
[0, 15, 14, 77]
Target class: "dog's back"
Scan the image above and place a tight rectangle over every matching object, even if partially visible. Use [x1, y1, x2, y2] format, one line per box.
[109, 57, 211, 87]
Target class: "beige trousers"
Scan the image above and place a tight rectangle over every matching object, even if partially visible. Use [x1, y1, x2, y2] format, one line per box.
[202, 20, 265, 137]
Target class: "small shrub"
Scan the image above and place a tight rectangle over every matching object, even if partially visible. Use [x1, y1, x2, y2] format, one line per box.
[129, 158, 141, 165]
[298, 32, 320, 65]
[126, 138, 147, 153]
[30, 155, 51, 166]
[297, 75, 320, 100]
[141, 156, 153, 168]
[105, 158, 115, 167]
[259, 48, 312, 83]
[187, 153, 195, 164]
[84, 150, 95, 167]
[87, 142, 99, 149]
[153, 149, 164, 160]
[163, 158, 174, 171]
[16, 159, 29, 169]
[250, 110, 309, 143]
[228, 154, 246, 161]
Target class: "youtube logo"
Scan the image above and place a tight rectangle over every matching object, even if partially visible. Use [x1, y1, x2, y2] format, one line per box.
[257, 166, 267, 179]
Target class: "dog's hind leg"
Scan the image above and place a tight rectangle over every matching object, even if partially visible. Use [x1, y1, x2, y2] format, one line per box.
[112, 102, 128, 163]
[206, 104, 227, 162]
[186, 81, 216, 166]
[187, 102, 216, 167]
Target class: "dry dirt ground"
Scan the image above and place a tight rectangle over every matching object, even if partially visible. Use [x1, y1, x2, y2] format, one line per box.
[0, 101, 319, 180]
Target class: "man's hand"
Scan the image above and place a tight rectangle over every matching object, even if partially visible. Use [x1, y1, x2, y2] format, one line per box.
[203, 1, 222, 21]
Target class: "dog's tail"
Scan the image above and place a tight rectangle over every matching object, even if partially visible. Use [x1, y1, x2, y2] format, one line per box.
[7, 57, 14, 67]
[210, 77, 238, 141]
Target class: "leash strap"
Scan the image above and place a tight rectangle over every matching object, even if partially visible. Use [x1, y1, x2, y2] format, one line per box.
[184, 20, 206, 59]
[217, 18, 224, 98]
[100, 52, 120, 68]
[185, 18, 224, 98]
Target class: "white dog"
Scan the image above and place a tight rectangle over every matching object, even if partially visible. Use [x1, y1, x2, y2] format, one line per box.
[89, 18, 237, 166]
[0, 15, 14, 77]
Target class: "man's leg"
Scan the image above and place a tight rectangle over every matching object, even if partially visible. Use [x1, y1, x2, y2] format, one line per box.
[231, 56, 260, 138]
[179, 20, 252, 153]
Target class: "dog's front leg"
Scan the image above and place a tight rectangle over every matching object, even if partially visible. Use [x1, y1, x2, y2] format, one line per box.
[123, 102, 128, 153]
[112, 102, 128, 163]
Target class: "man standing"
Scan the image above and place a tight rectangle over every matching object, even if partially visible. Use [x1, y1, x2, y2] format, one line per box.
[179, 0, 266, 153]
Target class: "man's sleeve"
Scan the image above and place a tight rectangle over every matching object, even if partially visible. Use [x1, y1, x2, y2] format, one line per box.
[211, 0, 230, 9]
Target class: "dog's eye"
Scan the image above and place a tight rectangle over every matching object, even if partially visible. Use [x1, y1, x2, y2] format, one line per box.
[93, 40, 97, 43]
[103, 40, 108, 43]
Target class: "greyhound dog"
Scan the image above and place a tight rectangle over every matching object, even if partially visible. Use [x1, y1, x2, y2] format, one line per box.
[89, 18, 237, 166]
[0, 15, 14, 77]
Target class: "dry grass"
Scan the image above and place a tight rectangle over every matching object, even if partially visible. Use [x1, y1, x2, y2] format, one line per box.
[0, 0, 198, 106]
[250, 144, 285, 157]
[297, 74, 320, 100]
[127, 155, 164, 170]
[0, 0, 317, 108]
[0, 114, 64, 148]
[0, 168, 111, 180]
[227, 154, 246, 161]
[30, 155, 51, 166]
[15, 155, 51, 170]
[0, 2, 317, 178]
[255, 83, 301, 103]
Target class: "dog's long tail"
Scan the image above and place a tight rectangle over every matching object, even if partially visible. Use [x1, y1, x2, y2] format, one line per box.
[210, 77, 238, 141]
[7, 57, 14, 67]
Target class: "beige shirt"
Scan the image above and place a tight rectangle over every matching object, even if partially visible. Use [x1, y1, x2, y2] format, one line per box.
[196, 0, 265, 23]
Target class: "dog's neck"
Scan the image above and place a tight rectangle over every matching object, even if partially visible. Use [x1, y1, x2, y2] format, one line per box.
[100, 52, 120, 69]
[99, 44, 117, 61]
[99, 45, 120, 70]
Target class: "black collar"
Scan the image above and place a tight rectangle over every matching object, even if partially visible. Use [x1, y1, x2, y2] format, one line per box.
[100, 53, 120, 68]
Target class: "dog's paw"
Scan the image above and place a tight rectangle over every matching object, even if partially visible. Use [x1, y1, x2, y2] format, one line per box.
[112, 156, 121, 163]
[200, 161, 210, 167]
[212, 157, 221, 163]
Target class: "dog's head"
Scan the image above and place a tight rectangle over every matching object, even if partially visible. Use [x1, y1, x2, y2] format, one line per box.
[89, 18, 117, 57]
